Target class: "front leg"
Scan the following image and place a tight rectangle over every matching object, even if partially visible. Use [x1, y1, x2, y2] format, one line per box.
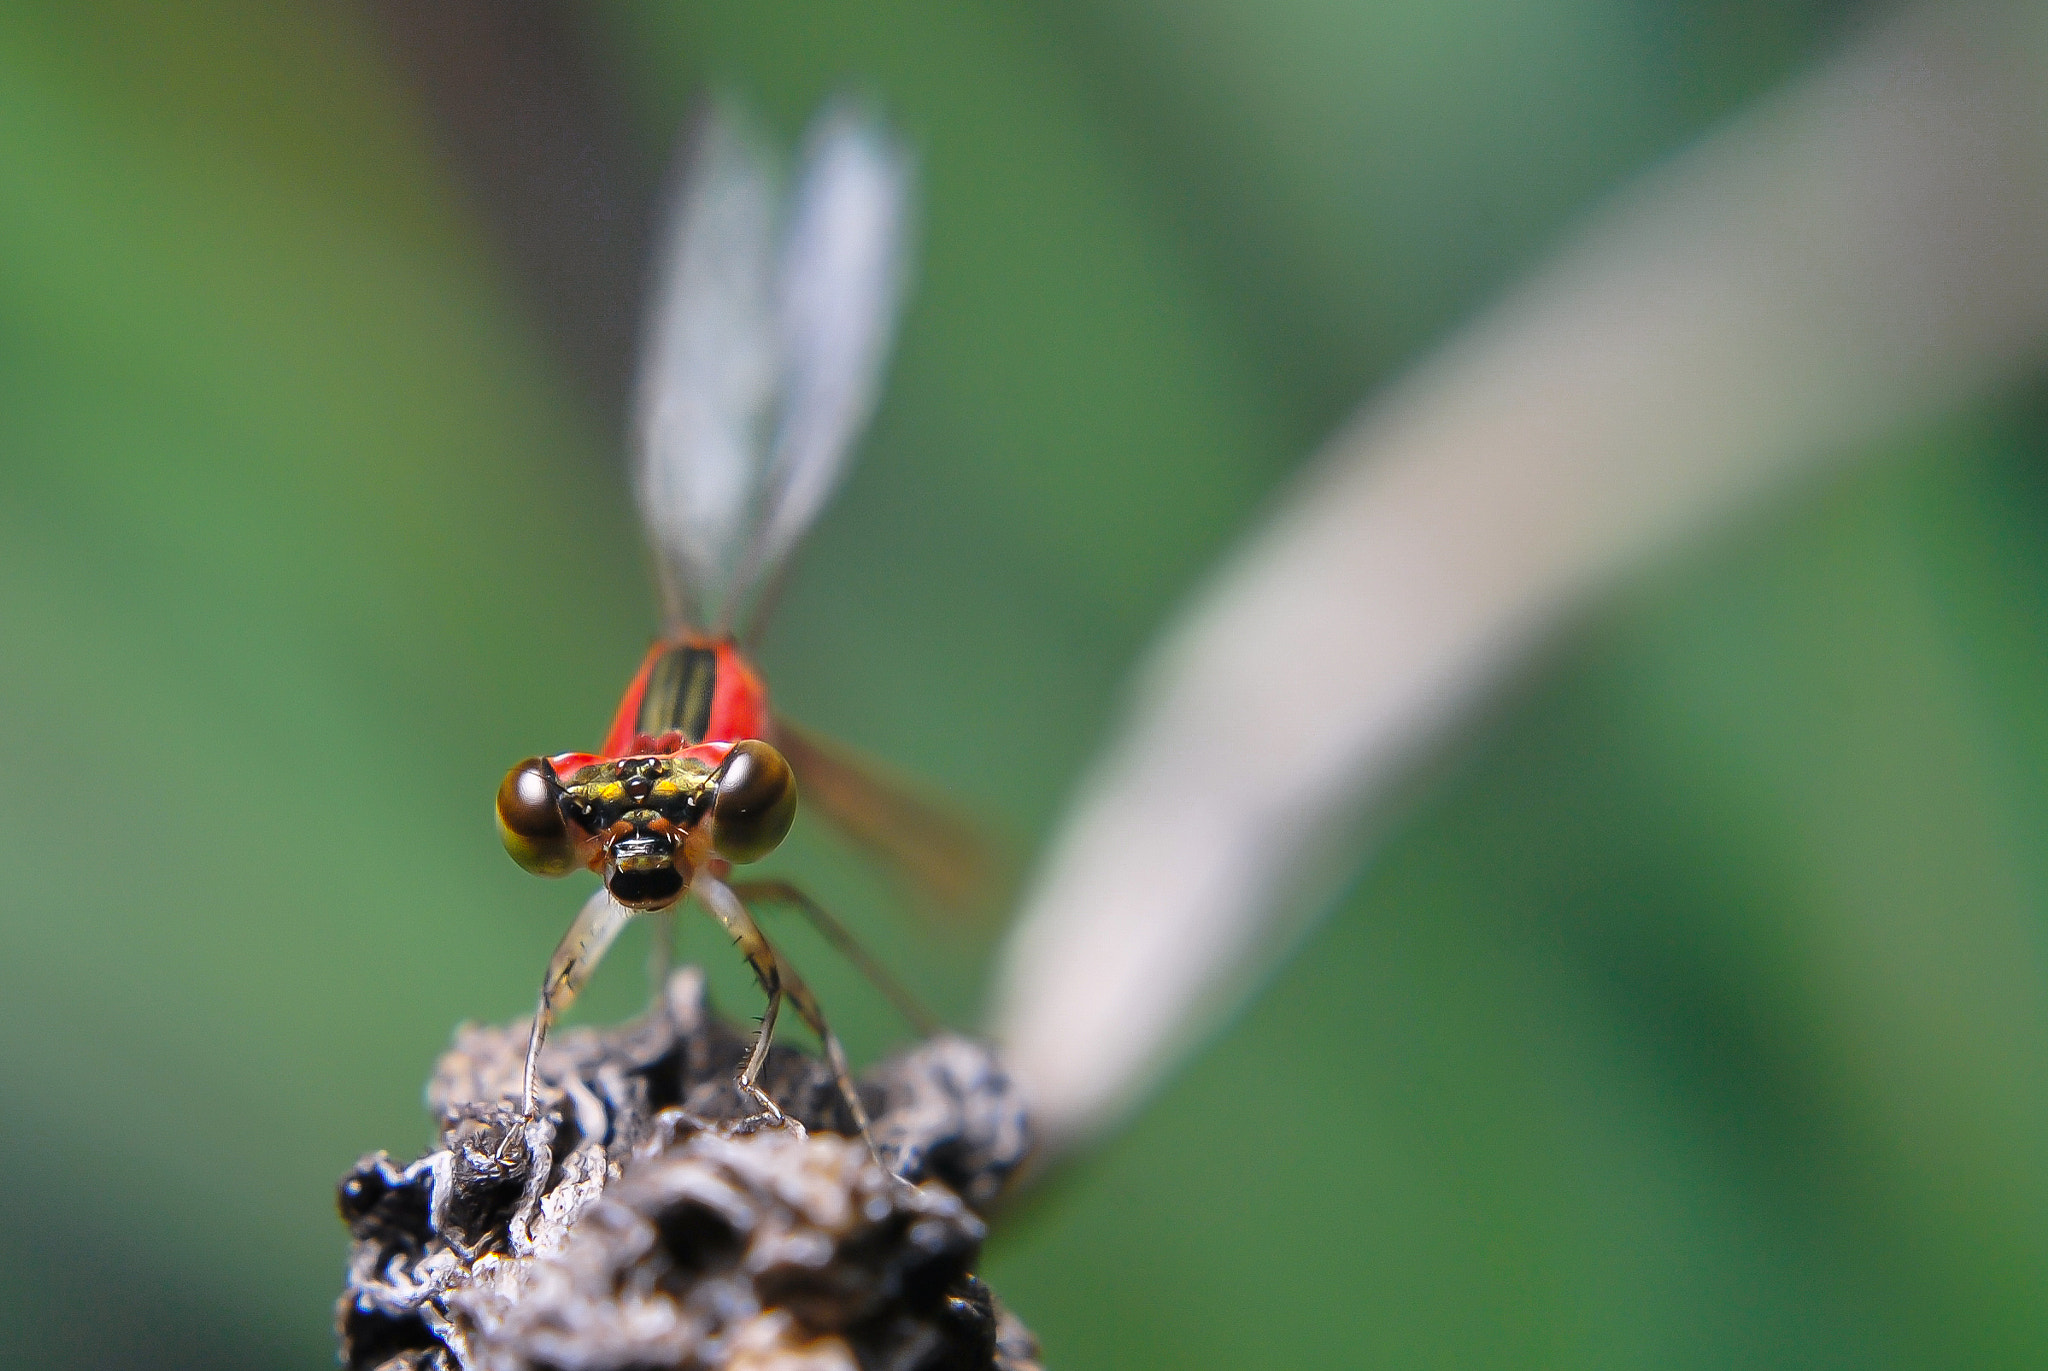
[695, 875, 891, 1174]
[520, 888, 634, 1117]
[725, 877, 939, 1035]
[693, 875, 791, 1125]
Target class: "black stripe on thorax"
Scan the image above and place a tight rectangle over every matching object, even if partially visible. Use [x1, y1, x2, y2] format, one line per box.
[637, 644, 718, 744]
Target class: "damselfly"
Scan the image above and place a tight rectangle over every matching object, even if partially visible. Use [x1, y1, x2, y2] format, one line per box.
[494, 100, 964, 1151]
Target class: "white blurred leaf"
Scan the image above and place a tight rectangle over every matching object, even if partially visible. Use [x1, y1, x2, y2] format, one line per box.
[991, 0, 2048, 1151]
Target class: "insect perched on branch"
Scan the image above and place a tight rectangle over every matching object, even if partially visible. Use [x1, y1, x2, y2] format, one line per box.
[493, 98, 964, 1161]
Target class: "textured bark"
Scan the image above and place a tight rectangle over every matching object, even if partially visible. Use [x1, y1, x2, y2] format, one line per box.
[338, 967, 1039, 1371]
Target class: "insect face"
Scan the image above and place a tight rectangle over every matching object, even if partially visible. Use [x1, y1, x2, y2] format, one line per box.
[497, 754, 719, 910]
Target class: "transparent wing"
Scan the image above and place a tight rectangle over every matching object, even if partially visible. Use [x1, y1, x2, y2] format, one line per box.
[770, 716, 1004, 923]
[632, 103, 780, 631]
[730, 101, 914, 636]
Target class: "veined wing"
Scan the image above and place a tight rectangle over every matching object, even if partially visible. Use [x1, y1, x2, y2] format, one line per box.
[632, 103, 779, 632]
[633, 98, 914, 639]
[771, 716, 1003, 924]
[736, 101, 914, 635]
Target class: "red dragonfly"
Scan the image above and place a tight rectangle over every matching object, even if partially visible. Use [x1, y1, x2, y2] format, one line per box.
[492, 101, 971, 1145]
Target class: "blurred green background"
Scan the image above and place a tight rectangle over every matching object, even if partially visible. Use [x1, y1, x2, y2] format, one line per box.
[2, 0, 2045, 1367]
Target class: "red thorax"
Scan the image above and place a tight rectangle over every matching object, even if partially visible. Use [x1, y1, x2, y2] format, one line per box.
[548, 635, 769, 780]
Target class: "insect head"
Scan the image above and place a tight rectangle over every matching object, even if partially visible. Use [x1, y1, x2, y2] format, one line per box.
[496, 740, 797, 910]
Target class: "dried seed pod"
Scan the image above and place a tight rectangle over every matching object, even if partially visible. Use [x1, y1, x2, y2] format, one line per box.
[337, 967, 1039, 1371]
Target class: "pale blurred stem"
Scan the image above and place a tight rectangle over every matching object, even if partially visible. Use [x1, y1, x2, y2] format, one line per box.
[992, 0, 2048, 1153]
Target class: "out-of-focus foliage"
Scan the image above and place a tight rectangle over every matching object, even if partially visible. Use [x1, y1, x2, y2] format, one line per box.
[0, 1, 2041, 1368]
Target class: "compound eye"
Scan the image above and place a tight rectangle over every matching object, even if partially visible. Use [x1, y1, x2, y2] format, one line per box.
[712, 740, 797, 864]
[497, 757, 578, 877]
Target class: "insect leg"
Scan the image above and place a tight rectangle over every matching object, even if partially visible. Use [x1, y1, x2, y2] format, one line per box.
[692, 875, 789, 1122]
[724, 878, 941, 1036]
[738, 969, 785, 1122]
[696, 875, 891, 1173]
[521, 889, 633, 1117]
[647, 906, 677, 999]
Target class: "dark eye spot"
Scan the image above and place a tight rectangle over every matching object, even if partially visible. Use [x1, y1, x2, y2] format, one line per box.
[497, 758, 577, 877]
[711, 740, 797, 865]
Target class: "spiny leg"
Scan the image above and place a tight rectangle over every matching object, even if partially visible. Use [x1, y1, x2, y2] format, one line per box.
[695, 875, 892, 1173]
[725, 878, 940, 1036]
[737, 961, 785, 1122]
[520, 888, 634, 1117]
[692, 874, 794, 1121]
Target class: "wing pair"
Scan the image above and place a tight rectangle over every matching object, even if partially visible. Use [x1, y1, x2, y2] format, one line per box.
[632, 100, 995, 920]
[633, 98, 914, 641]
